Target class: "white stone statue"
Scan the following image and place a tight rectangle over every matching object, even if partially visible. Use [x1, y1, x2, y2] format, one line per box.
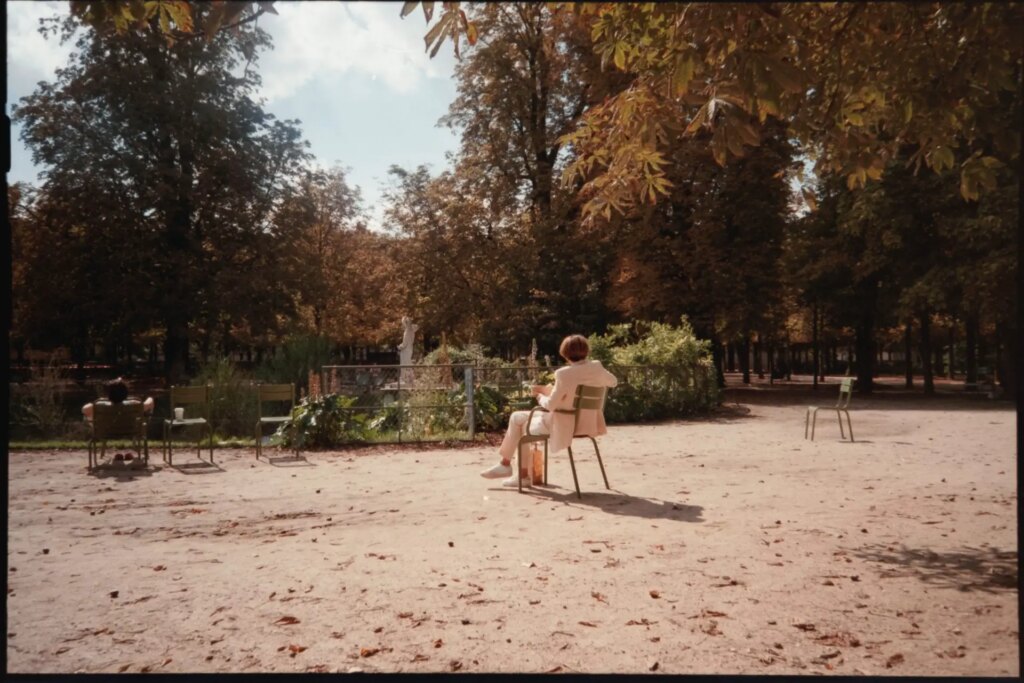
[398, 316, 418, 367]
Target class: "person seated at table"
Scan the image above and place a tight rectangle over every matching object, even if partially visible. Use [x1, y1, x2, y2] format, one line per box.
[480, 334, 618, 488]
[82, 378, 154, 461]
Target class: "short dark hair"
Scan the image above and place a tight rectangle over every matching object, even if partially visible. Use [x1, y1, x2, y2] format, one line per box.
[105, 378, 129, 404]
[559, 335, 590, 363]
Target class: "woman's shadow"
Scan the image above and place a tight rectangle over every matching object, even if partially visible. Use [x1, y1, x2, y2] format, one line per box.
[523, 485, 704, 523]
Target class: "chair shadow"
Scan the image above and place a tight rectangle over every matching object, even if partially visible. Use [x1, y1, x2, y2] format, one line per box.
[264, 454, 315, 467]
[850, 543, 1018, 593]
[166, 459, 225, 475]
[516, 486, 704, 523]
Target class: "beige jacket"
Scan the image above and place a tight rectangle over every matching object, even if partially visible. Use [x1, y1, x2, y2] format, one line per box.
[537, 360, 618, 453]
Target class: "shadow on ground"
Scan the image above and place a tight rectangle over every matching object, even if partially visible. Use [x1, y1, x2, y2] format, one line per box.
[88, 462, 162, 481]
[264, 454, 315, 467]
[723, 381, 1013, 412]
[522, 487, 704, 523]
[852, 543, 1018, 593]
[166, 460, 225, 475]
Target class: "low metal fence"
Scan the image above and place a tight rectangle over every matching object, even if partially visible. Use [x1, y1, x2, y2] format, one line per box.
[311, 361, 718, 445]
[316, 364, 476, 443]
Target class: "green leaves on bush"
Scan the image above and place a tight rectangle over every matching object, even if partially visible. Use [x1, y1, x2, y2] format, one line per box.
[277, 394, 374, 448]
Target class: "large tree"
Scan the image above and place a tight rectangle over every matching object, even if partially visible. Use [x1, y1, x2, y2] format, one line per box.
[14, 7, 309, 381]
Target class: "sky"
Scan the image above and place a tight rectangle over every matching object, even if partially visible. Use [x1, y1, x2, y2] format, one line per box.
[5, 1, 462, 230]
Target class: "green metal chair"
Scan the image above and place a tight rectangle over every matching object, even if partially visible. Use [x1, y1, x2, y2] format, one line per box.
[805, 377, 855, 441]
[255, 382, 298, 459]
[88, 401, 149, 470]
[163, 385, 214, 465]
[516, 385, 611, 499]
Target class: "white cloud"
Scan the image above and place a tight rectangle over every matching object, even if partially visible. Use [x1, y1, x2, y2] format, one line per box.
[6, 1, 76, 94]
[257, 2, 457, 102]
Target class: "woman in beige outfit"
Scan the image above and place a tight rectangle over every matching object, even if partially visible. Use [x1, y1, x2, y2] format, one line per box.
[481, 335, 618, 487]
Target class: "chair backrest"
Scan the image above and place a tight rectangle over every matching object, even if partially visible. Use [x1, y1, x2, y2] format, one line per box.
[171, 385, 210, 405]
[256, 383, 295, 418]
[92, 401, 145, 440]
[836, 378, 854, 408]
[564, 385, 608, 431]
[170, 385, 211, 420]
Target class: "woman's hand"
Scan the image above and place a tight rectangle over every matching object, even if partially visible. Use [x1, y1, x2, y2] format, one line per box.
[531, 384, 553, 397]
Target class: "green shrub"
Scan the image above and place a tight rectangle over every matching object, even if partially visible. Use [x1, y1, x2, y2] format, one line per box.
[278, 394, 375, 448]
[256, 335, 334, 392]
[10, 357, 68, 439]
[193, 357, 257, 438]
[591, 317, 720, 421]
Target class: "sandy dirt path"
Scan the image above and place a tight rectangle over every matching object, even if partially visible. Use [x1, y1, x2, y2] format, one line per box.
[6, 394, 1017, 674]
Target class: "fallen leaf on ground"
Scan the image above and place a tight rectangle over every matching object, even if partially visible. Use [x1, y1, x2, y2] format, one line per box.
[626, 618, 656, 626]
[373, 626, 383, 633]
[649, 662, 659, 671]
[288, 644, 307, 657]
[450, 660, 463, 671]
[578, 621, 598, 628]
[398, 612, 413, 618]
[118, 664, 130, 673]
[153, 565, 166, 571]
[434, 639, 444, 648]
[794, 623, 816, 631]
[547, 666, 563, 673]
[360, 647, 379, 657]
[591, 592, 608, 603]
[275, 616, 300, 626]
[649, 590, 661, 599]
[886, 653, 904, 668]
[411, 654, 429, 662]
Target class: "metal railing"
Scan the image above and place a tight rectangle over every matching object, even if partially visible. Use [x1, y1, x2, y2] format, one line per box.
[309, 361, 718, 445]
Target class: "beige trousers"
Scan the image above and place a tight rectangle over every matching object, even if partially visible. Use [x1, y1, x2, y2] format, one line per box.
[498, 410, 551, 462]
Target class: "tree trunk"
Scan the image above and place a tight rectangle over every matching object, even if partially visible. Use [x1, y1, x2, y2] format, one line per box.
[920, 311, 934, 395]
[995, 322, 1017, 399]
[727, 343, 735, 373]
[812, 302, 819, 389]
[754, 338, 763, 378]
[947, 320, 956, 379]
[965, 312, 978, 386]
[710, 337, 726, 388]
[854, 301, 875, 393]
[768, 341, 775, 385]
[904, 322, 913, 388]
[740, 334, 751, 385]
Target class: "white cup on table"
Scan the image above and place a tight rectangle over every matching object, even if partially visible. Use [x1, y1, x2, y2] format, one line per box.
[174, 407, 185, 420]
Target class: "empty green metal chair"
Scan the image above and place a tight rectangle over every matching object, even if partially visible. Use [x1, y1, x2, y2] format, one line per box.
[805, 377, 854, 441]
[163, 385, 214, 465]
[516, 384, 611, 499]
[255, 383, 298, 459]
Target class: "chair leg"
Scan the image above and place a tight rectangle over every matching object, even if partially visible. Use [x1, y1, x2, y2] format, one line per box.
[804, 409, 810, 439]
[208, 425, 214, 463]
[516, 442, 523, 494]
[163, 422, 170, 465]
[255, 423, 261, 460]
[844, 410, 854, 442]
[543, 441, 548, 485]
[837, 409, 846, 439]
[566, 446, 581, 499]
[590, 437, 610, 489]
[810, 408, 818, 441]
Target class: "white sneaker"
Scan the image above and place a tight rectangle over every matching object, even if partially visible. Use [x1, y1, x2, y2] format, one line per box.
[501, 475, 531, 488]
[480, 463, 512, 479]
